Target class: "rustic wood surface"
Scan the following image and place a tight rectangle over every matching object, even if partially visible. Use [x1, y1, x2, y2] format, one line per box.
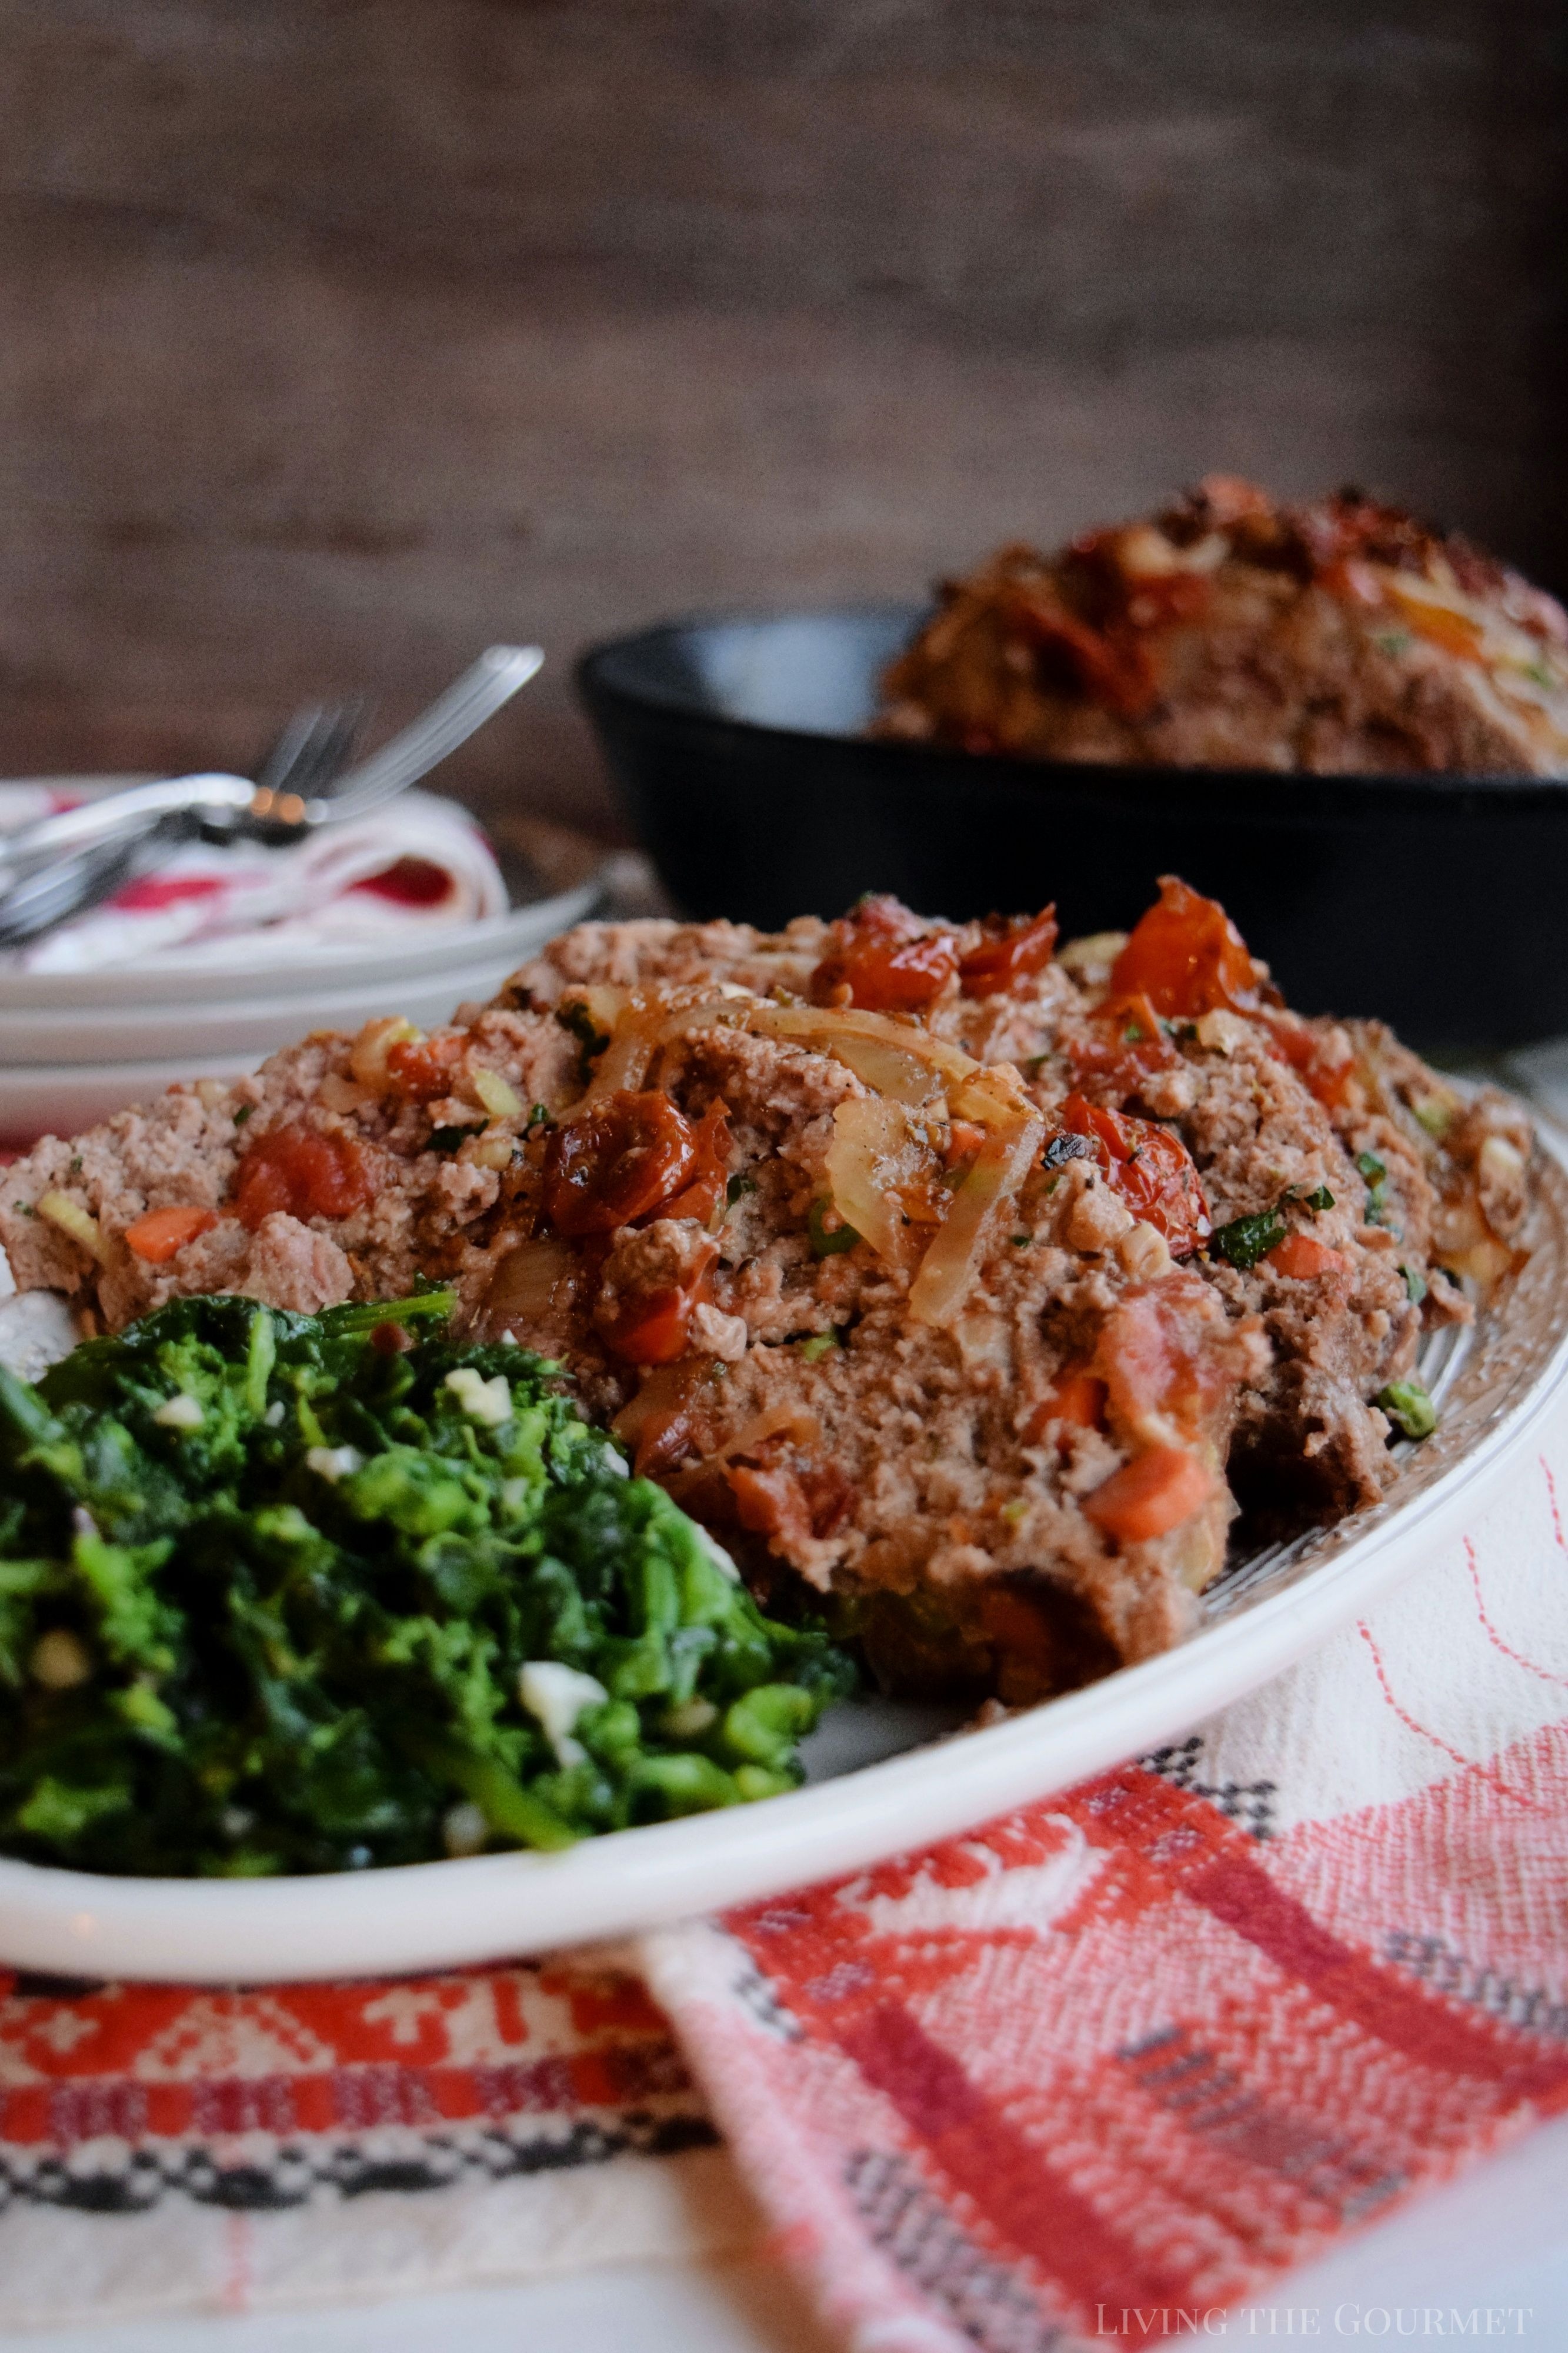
[0, 0, 1562, 839]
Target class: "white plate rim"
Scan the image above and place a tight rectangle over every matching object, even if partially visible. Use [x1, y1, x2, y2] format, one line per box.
[2, 1132, 1565, 1985]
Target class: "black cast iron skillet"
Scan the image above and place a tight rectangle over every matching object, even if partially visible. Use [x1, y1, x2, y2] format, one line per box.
[578, 606, 1567, 1052]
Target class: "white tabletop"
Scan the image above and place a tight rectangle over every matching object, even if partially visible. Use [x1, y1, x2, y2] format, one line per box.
[6, 2109, 1566, 2352]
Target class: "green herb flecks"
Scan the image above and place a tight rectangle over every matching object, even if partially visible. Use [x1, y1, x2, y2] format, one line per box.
[557, 1001, 610, 1086]
[796, 1331, 840, 1364]
[1399, 1264, 1427, 1304]
[726, 1174, 758, 1206]
[1357, 1151, 1392, 1227]
[1208, 1205, 1289, 1272]
[1377, 1378, 1437, 1441]
[808, 1199, 859, 1257]
[0, 1295, 852, 1879]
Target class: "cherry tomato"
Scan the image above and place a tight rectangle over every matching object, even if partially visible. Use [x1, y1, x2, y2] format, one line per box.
[232, 1125, 372, 1229]
[1260, 1014, 1356, 1111]
[1109, 876, 1263, 1019]
[1060, 1092, 1211, 1257]
[543, 1091, 698, 1237]
[958, 906, 1059, 998]
[386, 1032, 465, 1101]
[659, 1100, 733, 1225]
[812, 895, 958, 1012]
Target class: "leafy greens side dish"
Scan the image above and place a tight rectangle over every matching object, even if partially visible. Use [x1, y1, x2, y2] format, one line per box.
[0, 1292, 852, 1878]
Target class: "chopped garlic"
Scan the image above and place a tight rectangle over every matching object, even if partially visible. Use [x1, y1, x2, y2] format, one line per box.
[349, 1015, 420, 1090]
[519, 1660, 608, 1767]
[1479, 1135, 1526, 1188]
[444, 1367, 512, 1427]
[1117, 1221, 1172, 1281]
[472, 1068, 522, 1120]
[36, 1192, 109, 1264]
[153, 1392, 205, 1432]
[318, 1071, 374, 1115]
[305, 1444, 363, 1483]
[471, 1131, 516, 1171]
[1194, 1009, 1251, 1054]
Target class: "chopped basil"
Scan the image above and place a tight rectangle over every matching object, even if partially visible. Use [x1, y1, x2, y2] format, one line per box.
[1010, 1232, 1031, 1246]
[726, 1174, 758, 1206]
[1399, 1264, 1427, 1303]
[1208, 1205, 1288, 1272]
[797, 1330, 840, 1362]
[525, 1103, 553, 1136]
[426, 1126, 472, 1155]
[1373, 629, 1413, 658]
[233, 1105, 252, 1125]
[808, 1199, 859, 1257]
[1356, 1152, 1386, 1184]
[1304, 1185, 1335, 1212]
[1377, 1378, 1436, 1441]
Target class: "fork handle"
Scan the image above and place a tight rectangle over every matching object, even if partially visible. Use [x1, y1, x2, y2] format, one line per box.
[0, 774, 256, 879]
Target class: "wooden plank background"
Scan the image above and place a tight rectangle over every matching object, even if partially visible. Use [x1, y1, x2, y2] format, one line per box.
[1, 0, 1562, 837]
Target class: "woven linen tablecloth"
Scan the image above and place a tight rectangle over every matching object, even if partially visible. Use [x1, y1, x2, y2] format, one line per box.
[4, 1408, 1566, 2341]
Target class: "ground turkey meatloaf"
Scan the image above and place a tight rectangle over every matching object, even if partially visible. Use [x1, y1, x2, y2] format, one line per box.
[0, 881, 1536, 1704]
[878, 476, 1568, 776]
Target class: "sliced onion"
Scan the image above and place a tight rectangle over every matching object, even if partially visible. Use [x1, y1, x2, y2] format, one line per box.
[699, 1401, 820, 1464]
[825, 1096, 930, 1265]
[908, 1113, 1044, 1327]
[36, 1191, 110, 1265]
[482, 1236, 579, 1329]
[749, 1002, 979, 1087]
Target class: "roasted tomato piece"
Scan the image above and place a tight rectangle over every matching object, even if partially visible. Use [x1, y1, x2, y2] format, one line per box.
[1092, 1269, 1234, 1451]
[1260, 1014, 1356, 1111]
[812, 894, 958, 1012]
[1022, 1369, 1107, 1445]
[232, 1124, 372, 1229]
[386, 1031, 465, 1101]
[1060, 1092, 1211, 1257]
[958, 905, 1059, 998]
[659, 1099, 732, 1226]
[1003, 588, 1158, 718]
[600, 1238, 719, 1367]
[1065, 990, 1177, 1104]
[543, 1090, 698, 1237]
[1109, 875, 1264, 1019]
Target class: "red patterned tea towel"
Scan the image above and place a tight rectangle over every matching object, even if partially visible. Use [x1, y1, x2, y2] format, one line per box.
[0, 1954, 752, 2331]
[643, 1420, 1568, 2351]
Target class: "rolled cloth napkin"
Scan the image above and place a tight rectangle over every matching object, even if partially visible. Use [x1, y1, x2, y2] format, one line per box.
[0, 784, 506, 973]
[4, 1411, 1566, 2335]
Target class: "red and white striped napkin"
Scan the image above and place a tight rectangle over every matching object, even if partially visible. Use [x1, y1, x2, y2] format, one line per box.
[0, 784, 506, 974]
[4, 1411, 1566, 2337]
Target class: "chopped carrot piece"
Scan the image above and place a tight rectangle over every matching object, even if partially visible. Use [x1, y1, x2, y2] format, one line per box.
[123, 1205, 219, 1264]
[1264, 1232, 1349, 1279]
[1083, 1445, 1213, 1543]
[1022, 1371, 1107, 1442]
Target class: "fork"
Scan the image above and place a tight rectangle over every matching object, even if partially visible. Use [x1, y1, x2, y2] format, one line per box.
[0, 645, 543, 942]
[0, 703, 365, 950]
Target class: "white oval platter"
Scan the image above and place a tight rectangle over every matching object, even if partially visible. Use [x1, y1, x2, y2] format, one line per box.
[2, 1136, 1565, 1985]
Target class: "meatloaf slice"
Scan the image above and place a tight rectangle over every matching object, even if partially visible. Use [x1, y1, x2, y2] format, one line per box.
[0, 881, 1533, 1702]
[877, 478, 1568, 776]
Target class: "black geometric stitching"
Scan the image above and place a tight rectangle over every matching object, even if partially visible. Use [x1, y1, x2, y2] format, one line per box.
[1142, 1735, 1277, 1838]
[0, 2109, 718, 2218]
[845, 2147, 1065, 2352]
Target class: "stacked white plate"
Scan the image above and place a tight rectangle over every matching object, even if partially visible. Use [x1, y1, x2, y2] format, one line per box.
[0, 782, 607, 1144]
